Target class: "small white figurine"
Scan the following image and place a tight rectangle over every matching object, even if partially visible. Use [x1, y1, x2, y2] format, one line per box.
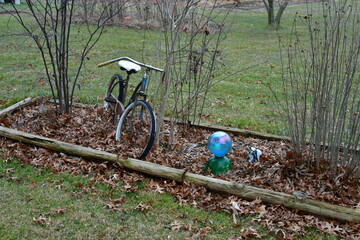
[247, 147, 262, 163]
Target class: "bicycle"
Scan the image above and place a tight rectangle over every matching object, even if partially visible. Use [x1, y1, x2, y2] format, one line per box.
[98, 57, 164, 159]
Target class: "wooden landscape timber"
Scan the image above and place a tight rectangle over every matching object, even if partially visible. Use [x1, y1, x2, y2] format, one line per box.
[0, 97, 37, 119]
[164, 117, 292, 142]
[1, 125, 360, 223]
[190, 122, 358, 152]
[194, 122, 292, 142]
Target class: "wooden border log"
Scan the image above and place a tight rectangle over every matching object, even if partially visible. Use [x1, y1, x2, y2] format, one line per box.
[0, 126, 185, 182]
[194, 122, 292, 142]
[0, 126, 359, 223]
[185, 173, 360, 222]
[0, 97, 37, 119]
[192, 122, 359, 153]
[179, 120, 359, 153]
[163, 117, 291, 142]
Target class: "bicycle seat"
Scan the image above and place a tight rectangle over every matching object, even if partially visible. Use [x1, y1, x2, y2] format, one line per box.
[118, 60, 141, 74]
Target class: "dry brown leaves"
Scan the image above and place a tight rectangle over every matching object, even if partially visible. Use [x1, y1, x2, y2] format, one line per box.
[135, 202, 152, 213]
[0, 99, 359, 239]
[32, 214, 50, 226]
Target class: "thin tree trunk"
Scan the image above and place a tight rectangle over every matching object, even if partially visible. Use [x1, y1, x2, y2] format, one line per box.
[275, 0, 289, 26]
[155, 61, 172, 144]
[267, 0, 274, 25]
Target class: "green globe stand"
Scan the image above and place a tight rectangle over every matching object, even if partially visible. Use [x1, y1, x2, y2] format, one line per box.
[203, 156, 232, 174]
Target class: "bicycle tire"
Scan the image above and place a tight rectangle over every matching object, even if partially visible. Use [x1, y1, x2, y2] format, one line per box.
[104, 74, 125, 112]
[115, 100, 156, 159]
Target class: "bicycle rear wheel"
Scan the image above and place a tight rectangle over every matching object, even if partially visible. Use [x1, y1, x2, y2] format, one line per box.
[104, 74, 125, 122]
[104, 74, 125, 115]
[115, 100, 156, 159]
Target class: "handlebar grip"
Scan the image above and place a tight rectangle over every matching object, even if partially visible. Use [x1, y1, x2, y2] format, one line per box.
[97, 59, 118, 68]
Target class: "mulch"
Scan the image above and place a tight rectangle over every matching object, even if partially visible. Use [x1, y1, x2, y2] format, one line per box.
[0, 98, 359, 239]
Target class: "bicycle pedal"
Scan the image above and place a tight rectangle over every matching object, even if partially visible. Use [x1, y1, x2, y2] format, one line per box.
[104, 97, 117, 103]
[137, 91, 146, 97]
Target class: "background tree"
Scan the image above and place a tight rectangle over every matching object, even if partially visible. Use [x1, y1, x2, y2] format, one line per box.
[233, 0, 289, 27]
[262, 0, 289, 27]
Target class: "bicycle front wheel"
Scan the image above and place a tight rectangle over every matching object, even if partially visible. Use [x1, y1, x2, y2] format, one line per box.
[115, 100, 156, 159]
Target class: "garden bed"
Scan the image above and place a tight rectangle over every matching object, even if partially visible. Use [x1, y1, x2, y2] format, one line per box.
[0, 98, 359, 238]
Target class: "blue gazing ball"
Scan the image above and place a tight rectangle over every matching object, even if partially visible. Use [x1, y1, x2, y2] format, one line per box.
[208, 131, 232, 157]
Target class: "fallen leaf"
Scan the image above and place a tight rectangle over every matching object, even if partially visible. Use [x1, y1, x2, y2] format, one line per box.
[28, 182, 37, 189]
[241, 226, 263, 238]
[111, 196, 124, 205]
[170, 220, 183, 231]
[32, 215, 50, 225]
[155, 184, 164, 194]
[231, 201, 241, 211]
[53, 209, 65, 215]
[135, 202, 152, 213]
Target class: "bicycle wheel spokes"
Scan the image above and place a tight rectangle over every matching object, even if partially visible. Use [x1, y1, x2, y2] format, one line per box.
[129, 105, 146, 132]
[116, 101, 156, 159]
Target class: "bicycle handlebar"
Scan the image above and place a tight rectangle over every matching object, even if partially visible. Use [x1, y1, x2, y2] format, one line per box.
[97, 57, 164, 72]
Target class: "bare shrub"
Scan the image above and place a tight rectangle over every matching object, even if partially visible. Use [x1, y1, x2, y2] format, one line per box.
[278, 0, 360, 179]
[4, 0, 123, 114]
[152, 0, 229, 146]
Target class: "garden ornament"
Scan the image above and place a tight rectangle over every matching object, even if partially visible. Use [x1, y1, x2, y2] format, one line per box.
[247, 147, 262, 163]
[203, 131, 232, 174]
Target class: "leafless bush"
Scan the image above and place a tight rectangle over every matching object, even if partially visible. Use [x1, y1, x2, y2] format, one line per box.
[151, 0, 229, 146]
[278, 0, 360, 179]
[6, 0, 123, 113]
